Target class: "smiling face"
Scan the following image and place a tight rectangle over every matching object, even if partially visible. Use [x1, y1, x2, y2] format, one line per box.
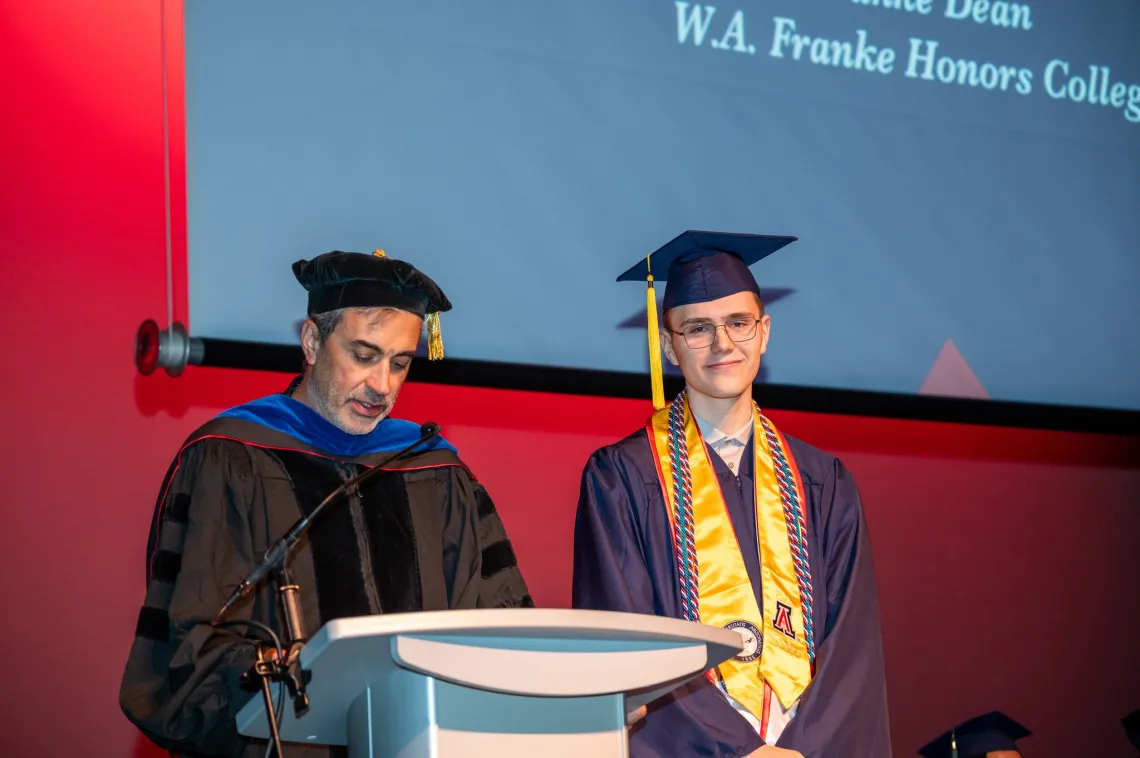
[661, 291, 770, 402]
[299, 307, 422, 434]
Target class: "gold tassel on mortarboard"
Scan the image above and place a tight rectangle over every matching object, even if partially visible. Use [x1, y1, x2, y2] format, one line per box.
[373, 249, 387, 258]
[645, 255, 666, 410]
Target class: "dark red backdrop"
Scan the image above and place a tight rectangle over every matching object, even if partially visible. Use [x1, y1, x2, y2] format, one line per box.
[2, 2, 1137, 757]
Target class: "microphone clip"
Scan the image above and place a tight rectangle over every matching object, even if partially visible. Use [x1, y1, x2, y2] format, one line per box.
[240, 645, 313, 719]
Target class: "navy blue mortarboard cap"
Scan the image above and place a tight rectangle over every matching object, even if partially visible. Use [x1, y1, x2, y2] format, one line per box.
[617, 230, 796, 311]
[917, 712, 1031, 758]
[1123, 708, 1140, 750]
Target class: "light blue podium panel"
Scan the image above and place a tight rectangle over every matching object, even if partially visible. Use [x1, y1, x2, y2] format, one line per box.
[236, 608, 744, 758]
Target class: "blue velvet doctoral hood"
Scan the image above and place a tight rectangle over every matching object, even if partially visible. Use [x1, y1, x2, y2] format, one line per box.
[216, 393, 457, 458]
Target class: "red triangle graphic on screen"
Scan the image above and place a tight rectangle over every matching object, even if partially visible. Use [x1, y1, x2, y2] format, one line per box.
[918, 339, 988, 399]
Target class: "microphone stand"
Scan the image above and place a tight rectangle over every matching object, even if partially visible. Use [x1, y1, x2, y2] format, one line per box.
[216, 422, 442, 755]
[264, 562, 311, 716]
[253, 646, 286, 758]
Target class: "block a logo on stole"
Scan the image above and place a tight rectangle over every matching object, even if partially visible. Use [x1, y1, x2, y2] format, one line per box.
[725, 620, 763, 662]
[772, 601, 796, 640]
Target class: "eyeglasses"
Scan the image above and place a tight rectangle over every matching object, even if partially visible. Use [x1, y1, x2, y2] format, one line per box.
[667, 316, 761, 349]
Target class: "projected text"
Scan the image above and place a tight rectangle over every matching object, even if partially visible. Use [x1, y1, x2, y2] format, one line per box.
[674, 1, 1140, 124]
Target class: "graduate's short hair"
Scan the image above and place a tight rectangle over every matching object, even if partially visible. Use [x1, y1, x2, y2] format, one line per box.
[663, 291, 765, 331]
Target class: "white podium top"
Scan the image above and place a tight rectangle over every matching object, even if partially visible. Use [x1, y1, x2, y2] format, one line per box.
[237, 608, 743, 745]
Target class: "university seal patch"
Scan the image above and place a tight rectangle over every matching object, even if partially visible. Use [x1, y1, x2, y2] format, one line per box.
[725, 620, 763, 662]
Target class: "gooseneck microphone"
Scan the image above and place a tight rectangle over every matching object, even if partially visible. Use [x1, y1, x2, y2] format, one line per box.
[213, 421, 442, 622]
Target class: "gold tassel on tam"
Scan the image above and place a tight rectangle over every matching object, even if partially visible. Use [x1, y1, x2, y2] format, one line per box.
[426, 311, 444, 360]
[645, 256, 666, 410]
[372, 248, 443, 359]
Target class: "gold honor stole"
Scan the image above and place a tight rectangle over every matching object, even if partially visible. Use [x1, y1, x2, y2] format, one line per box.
[647, 392, 815, 715]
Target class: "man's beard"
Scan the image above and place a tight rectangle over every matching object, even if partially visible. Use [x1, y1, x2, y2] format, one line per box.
[308, 363, 389, 433]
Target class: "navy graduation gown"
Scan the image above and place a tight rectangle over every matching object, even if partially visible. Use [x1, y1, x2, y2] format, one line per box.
[572, 428, 891, 758]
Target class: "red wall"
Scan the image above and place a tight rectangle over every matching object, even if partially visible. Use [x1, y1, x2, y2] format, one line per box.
[2, 2, 1137, 757]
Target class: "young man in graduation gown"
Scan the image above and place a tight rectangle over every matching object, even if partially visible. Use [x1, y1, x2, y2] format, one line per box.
[917, 711, 1031, 757]
[119, 250, 534, 758]
[572, 231, 891, 758]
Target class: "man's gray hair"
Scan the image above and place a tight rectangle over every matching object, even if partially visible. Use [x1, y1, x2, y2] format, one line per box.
[311, 309, 346, 343]
[309, 306, 417, 344]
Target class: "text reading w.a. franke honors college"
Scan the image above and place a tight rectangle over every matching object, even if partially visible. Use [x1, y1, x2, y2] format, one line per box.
[675, 0, 1140, 125]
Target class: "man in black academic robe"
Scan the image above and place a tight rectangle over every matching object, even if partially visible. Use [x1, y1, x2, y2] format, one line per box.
[572, 231, 891, 757]
[119, 250, 533, 758]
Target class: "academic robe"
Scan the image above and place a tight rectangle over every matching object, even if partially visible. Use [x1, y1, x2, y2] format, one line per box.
[572, 427, 890, 758]
[120, 394, 533, 758]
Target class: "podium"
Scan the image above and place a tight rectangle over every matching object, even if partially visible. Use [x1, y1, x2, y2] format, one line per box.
[236, 608, 743, 757]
